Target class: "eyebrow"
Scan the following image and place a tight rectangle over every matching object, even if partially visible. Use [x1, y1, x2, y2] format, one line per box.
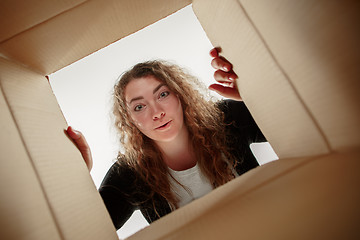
[128, 83, 166, 104]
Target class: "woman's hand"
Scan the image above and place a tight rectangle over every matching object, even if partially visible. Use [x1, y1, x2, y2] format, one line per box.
[66, 126, 93, 172]
[208, 47, 242, 101]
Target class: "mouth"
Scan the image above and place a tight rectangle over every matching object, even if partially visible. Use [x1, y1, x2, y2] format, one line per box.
[155, 120, 172, 130]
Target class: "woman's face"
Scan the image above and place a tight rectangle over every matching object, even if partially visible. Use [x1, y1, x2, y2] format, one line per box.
[124, 75, 185, 143]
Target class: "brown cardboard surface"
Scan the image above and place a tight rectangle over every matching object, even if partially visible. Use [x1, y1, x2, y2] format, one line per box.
[0, 0, 191, 75]
[0, 68, 61, 239]
[0, 57, 117, 239]
[193, 0, 330, 158]
[1, 0, 359, 239]
[239, 0, 360, 150]
[0, 0, 86, 42]
[129, 149, 360, 240]
[128, 155, 315, 240]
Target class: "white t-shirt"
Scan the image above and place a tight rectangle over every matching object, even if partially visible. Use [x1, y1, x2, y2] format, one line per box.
[168, 163, 214, 208]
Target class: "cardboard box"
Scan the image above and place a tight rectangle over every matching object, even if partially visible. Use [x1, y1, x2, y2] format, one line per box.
[1, 0, 359, 239]
[0, 1, 190, 239]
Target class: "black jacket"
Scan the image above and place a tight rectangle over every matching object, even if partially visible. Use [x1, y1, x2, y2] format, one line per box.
[99, 100, 266, 230]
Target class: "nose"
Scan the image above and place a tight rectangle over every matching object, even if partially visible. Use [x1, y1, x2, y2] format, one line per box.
[152, 104, 165, 120]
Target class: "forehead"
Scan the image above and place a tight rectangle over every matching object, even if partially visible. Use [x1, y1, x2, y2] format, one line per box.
[124, 75, 165, 101]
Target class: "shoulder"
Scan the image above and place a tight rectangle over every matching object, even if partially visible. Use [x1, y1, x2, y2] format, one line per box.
[217, 99, 267, 144]
[217, 99, 246, 113]
[99, 160, 138, 191]
[216, 99, 253, 127]
[98, 160, 145, 230]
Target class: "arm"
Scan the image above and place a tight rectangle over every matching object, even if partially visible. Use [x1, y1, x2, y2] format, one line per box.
[209, 48, 266, 173]
[99, 163, 138, 230]
[219, 100, 266, 175]
[209, 47, 266, 145]
[219, 99, 266, 144]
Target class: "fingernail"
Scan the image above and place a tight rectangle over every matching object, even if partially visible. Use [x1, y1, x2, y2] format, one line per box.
[228, 76, 234, 81]
[223, 66, 229, 71]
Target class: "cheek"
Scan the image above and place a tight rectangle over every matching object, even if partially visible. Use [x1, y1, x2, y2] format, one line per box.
[131, 113, 150, 130]
[167, 95, 181, 110]
[174, 97, 183, 117]
[134, 120, 143, 128]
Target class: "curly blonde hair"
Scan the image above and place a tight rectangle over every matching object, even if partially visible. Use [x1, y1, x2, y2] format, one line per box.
[113, 60, 235, 209]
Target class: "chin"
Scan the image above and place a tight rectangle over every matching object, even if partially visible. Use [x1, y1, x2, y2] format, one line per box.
[153, 130, 180, 143]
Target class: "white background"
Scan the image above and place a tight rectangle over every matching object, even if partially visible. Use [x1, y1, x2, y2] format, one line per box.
[50, 5, 277, 239]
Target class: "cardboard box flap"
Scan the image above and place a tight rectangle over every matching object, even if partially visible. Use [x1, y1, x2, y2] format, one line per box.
[239, 0, 360, 150]
[129, 150, 360, 240]
[0, 0, 191, 75]
[0, 0, 86, 42]
[0, 57, 118, 239]
[193, 0, 330, 158]
[193, 0, 360, 155]
[0, 70, 61, 239]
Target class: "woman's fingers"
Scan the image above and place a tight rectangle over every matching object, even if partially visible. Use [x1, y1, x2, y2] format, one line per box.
[208, 84, 242, 101]
[209, 47, 242, 101]
[66, 126, 93, 171]
[210, 47, 232, 72]
[210, 47, 237, 80]
[209, 47, 220, 58]
[67, 126, 88, 150]
[214, 69, 238, 83]
[211, 56, 233, 72]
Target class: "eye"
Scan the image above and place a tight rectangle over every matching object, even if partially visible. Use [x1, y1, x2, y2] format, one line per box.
[159, 91, 170, 99]
[134, 104, 144, 112]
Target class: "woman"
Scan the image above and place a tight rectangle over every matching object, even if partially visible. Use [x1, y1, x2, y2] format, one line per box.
[67, 48, 265, 229]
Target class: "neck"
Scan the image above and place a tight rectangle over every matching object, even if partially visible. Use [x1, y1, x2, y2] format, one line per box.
[155, 126, 197, 171]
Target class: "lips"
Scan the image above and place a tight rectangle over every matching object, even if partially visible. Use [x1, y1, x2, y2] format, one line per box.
[155, 120, 172, 130]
